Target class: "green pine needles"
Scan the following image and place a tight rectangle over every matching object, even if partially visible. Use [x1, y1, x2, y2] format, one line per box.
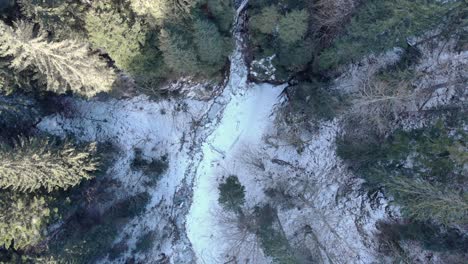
[0, 21, 116, 97]
[0, 137, 100, 193]
[0, 192, 50, 250]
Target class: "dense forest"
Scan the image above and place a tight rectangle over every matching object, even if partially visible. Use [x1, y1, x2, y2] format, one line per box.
[0, 0, 466, 263]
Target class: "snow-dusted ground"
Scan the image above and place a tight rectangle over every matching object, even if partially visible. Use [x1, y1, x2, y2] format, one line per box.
[37, 3, 392, 263]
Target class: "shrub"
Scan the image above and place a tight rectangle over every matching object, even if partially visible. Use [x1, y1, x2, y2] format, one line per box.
[280, 81, 339, 126]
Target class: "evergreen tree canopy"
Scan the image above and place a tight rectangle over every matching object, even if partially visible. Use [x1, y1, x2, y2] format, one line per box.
[218, 175, 245, 213]
[193, 19, 230, 69]
[158, 28, 200, 76]
[386, 176, 468, 225]
[17, 0, 89, 40]
[0, 21, 115, 97]
[0, 192, 50, 250]
[85, 1, 147, 74]
[0, 137, 100, 193]
[278, 9, 309, 44]
[338, 119, 468, 226]
[249, 6, 280, 35]
[129, 0, 197, 25]
[318, 0, 461, 70]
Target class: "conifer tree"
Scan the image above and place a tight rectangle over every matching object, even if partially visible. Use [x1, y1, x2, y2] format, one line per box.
[278, 9, 309, 44]
[17, 0, 89, 40]
[129, 0, 196, 24]
[386, 176, 468, 225]
[250, 6, 280, 35]
[218, 175, 245, 213]
[193, 19, 229, 68]
[318, 0, 460, 70]
[0, 21, 115, 97]
[0, 137, 100, 193]
[0, 192, 50, 250]
[158, 28, 200, 76]
[85, 1, 146, 73]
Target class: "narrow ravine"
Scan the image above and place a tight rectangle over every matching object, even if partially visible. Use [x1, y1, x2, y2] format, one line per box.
[186, 1, 287, 261]
[37, 1, 390, 263]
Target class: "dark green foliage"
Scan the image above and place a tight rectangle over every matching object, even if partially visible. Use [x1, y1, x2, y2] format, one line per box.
[386, 176, 468, 225]
[280, 81, 339, 127]
[254, 205, 299, 264]
[123, 0, 234, 84]
[0, 20, 116, 97]
[158, 27, 201, 77]
[338, 119, 468, 225]
[193, 19, 232, 72]
[0, 0, 13, 13]
[85, 2, 145, 70]
[278, 9, 309, 44]
[202, 0, 234, 33]
[0, 191, 51, 250]
[218, 175, 245, 213]
[0, 136, 100, 193]
[247, 0, 312, 81]
[276, 39, 314, 72]
[48, 192, 150, 263]
[318, 0, 461, 70]
[375, 45, 422, 85]
[378, 221, 468, 253]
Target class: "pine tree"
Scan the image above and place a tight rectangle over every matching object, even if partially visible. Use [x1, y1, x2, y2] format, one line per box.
[0, 137, 100, 193]
[386, 176, 468, 225]
[129, 0, 197, 24]
[318, 0, 460, 70]
[249, 6, 280, 35]
[158, 28, 200, 76]
[218, 175, 245, 213]
[85, 2, 146, 74]
[278, 9, 309, 44]
[0, 192, 50, 250]
[193, 19, 230, 68]
[203, 0, 234, 33]
[0, 21, 115, 97]
[17, 0, 89, 40]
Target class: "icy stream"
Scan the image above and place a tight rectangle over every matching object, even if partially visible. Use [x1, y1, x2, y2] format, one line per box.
[186, 37, 285, 263]
[37, 0, 390, 262]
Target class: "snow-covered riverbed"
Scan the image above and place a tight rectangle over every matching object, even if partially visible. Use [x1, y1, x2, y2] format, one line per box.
[186, 79, 285, 263]
[37, 2, 389, 262]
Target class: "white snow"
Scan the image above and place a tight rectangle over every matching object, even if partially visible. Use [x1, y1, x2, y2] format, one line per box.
[186, 81, 285, 263]
[36, 2, 393, 262]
